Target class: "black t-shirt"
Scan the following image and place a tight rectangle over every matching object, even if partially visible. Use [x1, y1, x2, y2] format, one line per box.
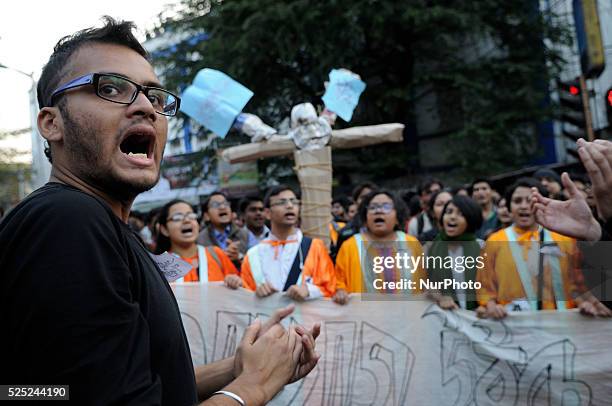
[0, 183, 197, 406]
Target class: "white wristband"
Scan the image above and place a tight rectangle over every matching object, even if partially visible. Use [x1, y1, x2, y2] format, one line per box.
[212, 390, 246, 406]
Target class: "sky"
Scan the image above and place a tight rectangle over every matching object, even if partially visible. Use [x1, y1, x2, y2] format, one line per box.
[0, 0, 180, 161]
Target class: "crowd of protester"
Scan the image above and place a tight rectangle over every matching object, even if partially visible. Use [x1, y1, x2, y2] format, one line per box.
[123, 137, 612, 320]
[2, 16, 610, 405]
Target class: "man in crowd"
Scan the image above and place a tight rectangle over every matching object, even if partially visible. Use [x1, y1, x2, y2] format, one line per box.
[237, 185, 337, 301]
[471, 178, 500, 239]
[407, 177, 443, 237]
[476, 178, 609, 319]
[329, 195, 350, 251]
[239, 195, 270, 249]
[533, 168, 564, 200]
[197, 191, 250, 267]
[0, 17, 319, 405]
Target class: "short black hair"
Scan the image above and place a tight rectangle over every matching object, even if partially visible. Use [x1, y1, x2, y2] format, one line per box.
[471, 178, 491, 189]
[37, 16, 148, 163]
[358, 189, 407, 231]
[418, 177, 443, 195]
[351, 181, 378, 202]
[264, 185, 299, 208]
[332, 195, 351, 211]
[504, 177, 547, 209]
[154, 199, 195, 254]
[239, 195, 264, 214]
[441, 195, 483, 234]
[202, 191, 230, 212]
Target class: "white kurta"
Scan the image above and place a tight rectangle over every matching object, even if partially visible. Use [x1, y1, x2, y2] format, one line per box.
[250, 229, 322, 299]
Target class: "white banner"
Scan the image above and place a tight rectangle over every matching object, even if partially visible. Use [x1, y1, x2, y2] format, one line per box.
[173, 283, 612, 405]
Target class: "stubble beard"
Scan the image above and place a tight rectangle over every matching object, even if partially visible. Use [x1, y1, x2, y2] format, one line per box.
[62, 110, 160, 202]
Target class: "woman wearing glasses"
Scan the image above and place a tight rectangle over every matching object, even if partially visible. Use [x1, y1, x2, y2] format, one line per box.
[155, 199, 240, 284]
[333, 190, 427, 304]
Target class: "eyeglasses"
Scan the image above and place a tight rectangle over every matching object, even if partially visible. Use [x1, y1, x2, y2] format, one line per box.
[367, 203, 394, 213]
[209, 201, 231, 210]
[168, 212, 198, 222]
[270, 198, 300, 207]
[49, 73, 181, 116]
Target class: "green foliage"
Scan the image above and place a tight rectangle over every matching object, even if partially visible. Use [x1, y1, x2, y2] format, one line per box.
[152, 0, 572, 180]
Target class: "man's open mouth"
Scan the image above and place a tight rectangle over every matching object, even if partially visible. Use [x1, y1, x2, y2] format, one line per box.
[119, 128, 155, 161]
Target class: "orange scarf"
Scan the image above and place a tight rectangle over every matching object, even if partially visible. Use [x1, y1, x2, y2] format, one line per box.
[264, 239, 298, 259]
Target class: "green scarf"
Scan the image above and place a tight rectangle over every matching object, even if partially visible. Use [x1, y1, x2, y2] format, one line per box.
[427, 231, 481, 310]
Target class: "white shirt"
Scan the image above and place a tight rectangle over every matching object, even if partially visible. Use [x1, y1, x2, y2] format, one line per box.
[248, 229, 322, 299]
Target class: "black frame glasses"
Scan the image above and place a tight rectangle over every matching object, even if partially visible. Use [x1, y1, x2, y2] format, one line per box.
[49, 72, 181, 116]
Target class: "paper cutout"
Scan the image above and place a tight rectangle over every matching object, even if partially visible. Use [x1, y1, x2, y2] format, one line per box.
[180, 69, 254, 138]
[149, 252, 193, 282]
[322, 69, 366, 122]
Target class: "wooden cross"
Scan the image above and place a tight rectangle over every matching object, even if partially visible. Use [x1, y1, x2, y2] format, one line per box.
[221, 123, 405, 246]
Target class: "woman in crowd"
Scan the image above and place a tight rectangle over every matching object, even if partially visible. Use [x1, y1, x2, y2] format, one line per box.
[155, 199, 240, 285]
[333, 190, 426, 304]
[418, 189, 453, 245]
[496, 197, 513, 229]
[426, 195, 483, 310]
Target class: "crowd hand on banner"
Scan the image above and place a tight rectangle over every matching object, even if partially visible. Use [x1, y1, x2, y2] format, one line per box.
[285, 284, 310, 301]
[332, 288, 349, 305]
[438, 295, 459, 310]
[233, 305, 321, 386]
[575, 294, 612, 317]
[477, 301, 508, 319]
[577, 138, 612, 221]
[531, 172, 602, 241]
[256, 281, 278, 297]
[225, 239, 241, 262]
[224, 274, 243, 289]
[425, 290, 459, 310]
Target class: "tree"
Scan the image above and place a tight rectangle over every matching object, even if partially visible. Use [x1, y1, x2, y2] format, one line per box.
[0, 128, 32, 207]
[151, 0, 571, 182]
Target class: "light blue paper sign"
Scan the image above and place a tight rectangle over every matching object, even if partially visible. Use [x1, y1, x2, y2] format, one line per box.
[321, 69, 366, 122]
[180, 69, 254, 138]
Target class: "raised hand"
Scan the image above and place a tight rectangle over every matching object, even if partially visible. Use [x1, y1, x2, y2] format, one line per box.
[577, 138, 612, 221]
[531, 172, 601, 241]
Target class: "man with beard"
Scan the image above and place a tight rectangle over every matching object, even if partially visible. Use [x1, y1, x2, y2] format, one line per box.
[0, 17, 319, 406]
[197, 191, 250, 267]
[471, 178, 500, 239]
[238, 185, 337, 301]
[239, 195, 270, 249]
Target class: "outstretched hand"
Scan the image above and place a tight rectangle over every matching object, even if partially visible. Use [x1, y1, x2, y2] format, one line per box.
[531, 172, 601, 241]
